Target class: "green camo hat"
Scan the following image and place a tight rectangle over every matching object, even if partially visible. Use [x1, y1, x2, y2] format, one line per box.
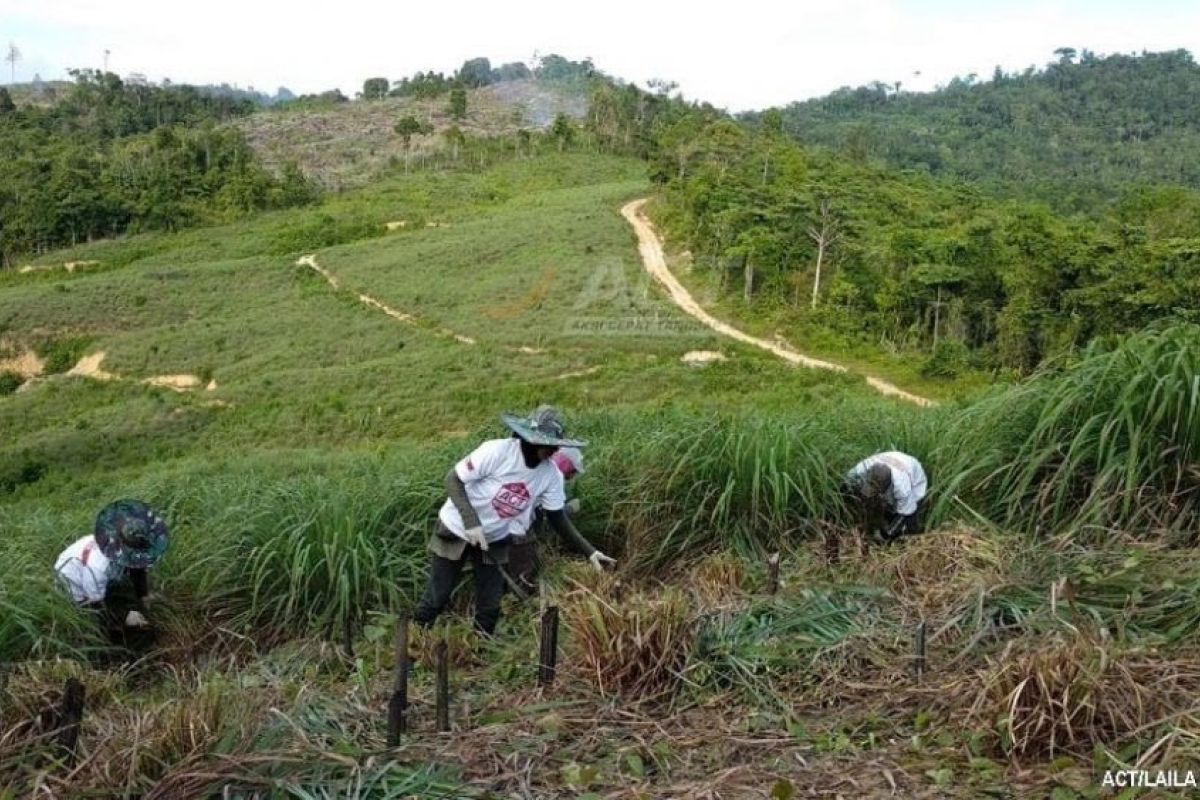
[500, 405, 587, 448]
[94, 499, 170, 570]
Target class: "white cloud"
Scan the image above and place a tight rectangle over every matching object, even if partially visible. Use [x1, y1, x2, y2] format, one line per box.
[2, 0, 1198, 108]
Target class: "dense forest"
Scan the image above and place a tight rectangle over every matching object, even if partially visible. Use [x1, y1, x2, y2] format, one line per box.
[756, 49, 1200, 215]
[574, 49, 1200, 374]
[0, 70, 315, 264]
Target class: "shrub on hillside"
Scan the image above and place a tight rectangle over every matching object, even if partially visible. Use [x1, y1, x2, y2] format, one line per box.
[37, 336, 93, 375]
[920, 339, 969, 379]
[0, 370, 22, 395]
[268, 213, 383, 254]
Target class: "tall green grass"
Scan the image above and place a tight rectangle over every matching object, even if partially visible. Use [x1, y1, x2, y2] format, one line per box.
[7, 325, 1200, 660]
[591, 412, 841, 572]
[934, 324, 1200, 535]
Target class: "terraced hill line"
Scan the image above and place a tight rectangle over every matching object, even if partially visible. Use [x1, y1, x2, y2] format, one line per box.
[296, 254, 477, 345]
[621, 199, 935, 408]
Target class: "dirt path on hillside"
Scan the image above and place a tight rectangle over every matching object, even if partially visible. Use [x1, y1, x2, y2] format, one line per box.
[63, 351, 217, 392]
[297, 254, 477, 345]
[621, 199, 935, 407]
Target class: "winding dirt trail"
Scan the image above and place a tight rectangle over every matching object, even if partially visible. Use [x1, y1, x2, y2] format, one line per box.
[296, 254, 477, 345]
[621, 199, 935, 408]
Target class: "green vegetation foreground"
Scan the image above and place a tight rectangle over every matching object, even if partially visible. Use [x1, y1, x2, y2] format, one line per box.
[4, 152, 1200, 797]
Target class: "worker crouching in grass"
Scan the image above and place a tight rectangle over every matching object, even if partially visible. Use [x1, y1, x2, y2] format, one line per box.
[413, 406, 615, 635]
[842, 451, 928, 543]
[53, 499, 170, 651]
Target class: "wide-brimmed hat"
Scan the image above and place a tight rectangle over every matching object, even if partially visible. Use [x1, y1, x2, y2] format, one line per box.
[500, 405, 587, 448]
[94, 499, 170, 570]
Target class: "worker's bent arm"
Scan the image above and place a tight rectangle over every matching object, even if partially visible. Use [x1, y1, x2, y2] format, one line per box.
[545, 508, 596, 558]
[445, 468, 483, 529]
[130, 569, 149, 601]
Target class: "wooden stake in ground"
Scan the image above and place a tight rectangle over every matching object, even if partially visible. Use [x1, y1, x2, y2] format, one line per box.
[435, 640, 450, 732]
[341, 614, 355, 660]
[0, 662, 9, 725]
[914, 620, 927, 683]
[766, 552, 781, 595]
[538, 605, 560, 687]
[57, 678, 85, 767]
[824, 531, 840, 566]
[386, 617, 409, 746]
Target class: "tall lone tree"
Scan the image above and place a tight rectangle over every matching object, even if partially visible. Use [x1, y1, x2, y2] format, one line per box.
[448, 86, 467, 120]
[394, 115, 430, 172]
[362, 77, 389, 100]
[5, 42, 20, 84]
[550, 113, 575, 152]
[807, 199, 842, 309]
[443, 125, 465, 160]
[457, 57, 493, 88]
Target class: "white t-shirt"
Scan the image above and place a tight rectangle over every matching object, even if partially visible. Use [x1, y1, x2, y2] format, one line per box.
[54, 534, 117, 604]
[438, 438, 566, 543]
[847, 451, 928, 516]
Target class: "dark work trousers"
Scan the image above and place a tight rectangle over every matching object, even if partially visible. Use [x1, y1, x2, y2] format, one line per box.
[413, 545, 506, 635]
[877, 501, 926, 542]
[88, 570, 157, 657]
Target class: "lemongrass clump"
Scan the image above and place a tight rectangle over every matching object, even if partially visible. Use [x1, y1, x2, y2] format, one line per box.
[935, 323, 1200, 535]
[564, 586, 694, 701]
[964, 631, 1200, 761]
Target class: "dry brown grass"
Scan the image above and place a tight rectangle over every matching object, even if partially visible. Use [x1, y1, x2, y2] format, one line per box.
[563, 584, 696, 702]
[236, 80, 588, 189]
[409, 619, 482, 670]
[960, 631, 1200, 761]
[865, 526, 1007, 618]
[687, 551, 747, 606]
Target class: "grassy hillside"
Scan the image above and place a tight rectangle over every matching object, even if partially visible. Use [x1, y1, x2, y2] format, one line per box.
[5, 150, 1200, 798]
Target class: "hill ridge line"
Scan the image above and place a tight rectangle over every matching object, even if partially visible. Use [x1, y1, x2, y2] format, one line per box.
[621, 199, 935, 408]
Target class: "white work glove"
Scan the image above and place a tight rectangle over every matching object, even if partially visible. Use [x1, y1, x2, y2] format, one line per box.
[464, 526, 489, 551]
[566, 498, 582, 515]
[588, 551, 616, 573]
[125, 610, 149, 628]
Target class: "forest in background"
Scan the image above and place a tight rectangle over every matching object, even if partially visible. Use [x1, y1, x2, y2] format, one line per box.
[597, 49, 1200, 374]
[758, 49, 1200, 214]
[0, 70, 316, 263]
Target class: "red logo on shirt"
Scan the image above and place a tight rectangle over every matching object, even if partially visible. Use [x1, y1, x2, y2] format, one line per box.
[493, 482, 531, 519]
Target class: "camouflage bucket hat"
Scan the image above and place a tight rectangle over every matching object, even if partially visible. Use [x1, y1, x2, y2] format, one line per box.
[500, 405, 587, 448]
[94, 499, 170, 570]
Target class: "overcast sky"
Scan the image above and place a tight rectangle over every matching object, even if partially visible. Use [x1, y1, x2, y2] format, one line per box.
[4, 0, 1200, 110]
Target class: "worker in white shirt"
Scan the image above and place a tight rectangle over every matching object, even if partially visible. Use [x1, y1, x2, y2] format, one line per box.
[843, 451, 928, 541]
[413, 406, 615, 634]
[54, 499, 170, 645]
